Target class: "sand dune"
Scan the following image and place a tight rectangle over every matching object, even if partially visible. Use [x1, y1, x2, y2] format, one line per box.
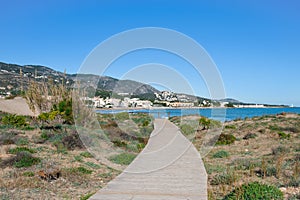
[0, 97, 37, 116]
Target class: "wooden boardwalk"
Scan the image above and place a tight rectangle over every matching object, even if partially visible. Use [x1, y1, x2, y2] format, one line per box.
[91, 119, 207, 200]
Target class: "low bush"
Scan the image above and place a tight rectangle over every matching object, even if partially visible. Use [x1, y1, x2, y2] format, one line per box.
[284, 126, 300, 133]
[199, 117, 211, 130]
[80, 193, 95, 200]
[74, 155, 83, 162]
[223, 182, 283, 200]
[213, 150, 230, 158]
[180, 124, 196, 135]
[23, 171, 35, 177]
[65, 166, 93, 175]
[109, 153, 137, 165]
[225, 125, 236, 129]
[40, 131, 53, 141]
[243, 133, 257, 140]
[232, 158, 260, 171]
[288, 193, 300, 200]
[0, 131, 18, 145]
[15, 137, 29, 145]
[125, 142, 139, 152]
[278, 131, 290, 140]
[216, 133, 236, 145]
[272, 146, 290, 156]
[136, 143, 145, 152]
[8, 147, 36, 154]
[211, 170, 236, 185]
[80, 151, 93, 158]
[112, 139, 128, 148]
[205, 164, 226, 174]
[287, 177, 300, 187]
[84, 162, 101, 169]
[14, 153, 41, 168]
[0, 152, 41, 168]
[142, 120, 150, 127]
[114, 112, 129, 121]
[1, 114, 28, 128]
[61, 132, 84, 150]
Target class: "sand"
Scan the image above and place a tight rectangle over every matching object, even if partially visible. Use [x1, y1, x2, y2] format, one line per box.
[0, 97, 38, 116]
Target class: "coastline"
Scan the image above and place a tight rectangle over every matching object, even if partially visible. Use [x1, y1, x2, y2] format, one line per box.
[94, 105, 292, 111]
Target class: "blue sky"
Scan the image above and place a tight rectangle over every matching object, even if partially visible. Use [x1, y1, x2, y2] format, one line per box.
[1, 0, 300, 106]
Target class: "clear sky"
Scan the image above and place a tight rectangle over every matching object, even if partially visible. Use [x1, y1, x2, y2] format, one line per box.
[1, 0, 300, 106]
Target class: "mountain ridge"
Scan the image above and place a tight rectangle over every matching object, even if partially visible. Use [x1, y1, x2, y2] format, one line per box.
[0, 62, 158, 96]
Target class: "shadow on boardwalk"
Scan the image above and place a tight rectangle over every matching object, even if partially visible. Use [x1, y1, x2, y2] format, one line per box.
[91, 119, 207, 200]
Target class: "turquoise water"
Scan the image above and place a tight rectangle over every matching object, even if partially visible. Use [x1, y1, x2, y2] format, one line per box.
[96, 107, 300, 121]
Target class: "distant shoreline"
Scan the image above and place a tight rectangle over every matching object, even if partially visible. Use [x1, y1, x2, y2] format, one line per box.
[95, 105, 292, 111]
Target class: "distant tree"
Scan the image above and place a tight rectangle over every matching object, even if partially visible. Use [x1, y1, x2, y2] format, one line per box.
[95, 89, 111, 99]
[225, 102, 234, 108]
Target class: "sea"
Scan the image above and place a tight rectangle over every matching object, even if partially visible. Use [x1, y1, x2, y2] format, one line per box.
[96, 107, 300, 121]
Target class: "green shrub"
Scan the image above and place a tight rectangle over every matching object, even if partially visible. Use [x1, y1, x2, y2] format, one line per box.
[287, 177, 300, 187]
[278, 131, 290, 140]
[80, 151, 93, 158]
[112, 139, 127, 148]
[80, 193, 95, 200]
[225, 125, 236, 129]
[13, 152, 41, 168]
[1, 114, 28, 128]
[136, 143, 145, 152]
[74, 155, 83, 162]
[142, 120, 150, 127]
[269, 125, 281, 131]
[40, 131, 52, 141]
[272, 146, 290, 156]
[216, 133, 236, 145]
[180, 124, 196, 135]
[66, 166, 93, 175]
[124, 142, 138, 152]
[0, 131, 18, 145]
[85, 162, 101, 169]
[53, 142, 68, 154]
[232, 158, 260, 171]
[205, 164, 226, 174]
[199, 117, 222, 130]
[23, 171, 35, 177]
[266, 166, 277, 177]
[15, 137, 29, 145]
[38, 99, 74, 124]
[199, 117, 211, 130]
[77, 166, 92, 174]
[109, 153, 137, 165]
[8, 147, 36, 154]
[243, 133, 257, 140]
[61, 132, 84, 150]
[114, 112, 129, 121]
[223, 182, 283, 200]
[288, 194, 300, 200]
[211, 170, 236, 185]
[213, 150, 230, 158]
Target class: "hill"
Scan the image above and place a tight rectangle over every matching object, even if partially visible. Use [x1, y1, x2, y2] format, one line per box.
[0, 62, 158, 97]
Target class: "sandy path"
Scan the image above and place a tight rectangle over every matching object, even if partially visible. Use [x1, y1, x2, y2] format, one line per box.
[91, 119, 207, 200]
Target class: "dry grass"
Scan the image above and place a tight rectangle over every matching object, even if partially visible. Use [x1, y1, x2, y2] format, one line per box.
[0, 126, 120, 199]
[0, 112, 153, 199]
[173, 113, 300, 199]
